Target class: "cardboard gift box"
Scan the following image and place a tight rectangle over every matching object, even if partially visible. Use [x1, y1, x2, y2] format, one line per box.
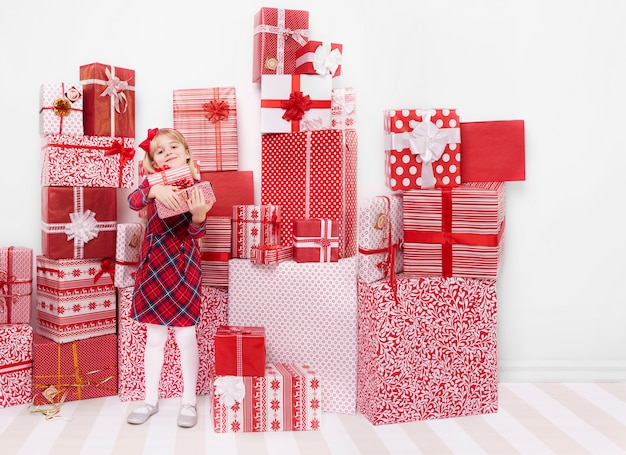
[214, 325, 266, 377]
[41, 186, 117, 260]
[0, 323, 33, 409]
[293, 218, 339, 263]
[80, 62, 135, 138]
[32, 333, 118, 406]
[200, 216, 231, 287]
[260, 74, 332, 133]
[0, 246, 33, 324]
[331, 87, 356, 130]
[384, 108, 461, 191]
[357, 275, 498, 425]
[35, 256, 117, 343]
[252, 7, 309, 82]
[250, 244, 293, 265]
[232, 205, 281, 259]
[295, 41, 343, 77]
[41, 134, 135, 188]
[117, 285, 228, 401]
[114, 223, 142, 288]
[39, 82, 84, 136]
[172, 87, 239, 172]
[155, 181, 216, 219]
[213, 363, 321, 432]
[403, 181, 505, 279]
[357, 194, 404, 284]
[200, 170, 254, 218]
[261, 129, 357, 258]
[228, 256, 358, 414]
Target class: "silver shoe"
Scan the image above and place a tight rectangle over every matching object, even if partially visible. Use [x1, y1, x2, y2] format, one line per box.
[177, 404, 197, 428]
[127, 403, 159, 425]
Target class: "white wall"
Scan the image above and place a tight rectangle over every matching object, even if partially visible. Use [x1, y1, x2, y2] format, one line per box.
[1, 0, 624, 382]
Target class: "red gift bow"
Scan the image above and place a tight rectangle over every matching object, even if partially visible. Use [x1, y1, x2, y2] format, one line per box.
[94, 258, 115, 284]
[203, 100, 230, 123]
[139, 128, 159, 154]
[281, 91, 312, 121]
[104, 139, 135, 186]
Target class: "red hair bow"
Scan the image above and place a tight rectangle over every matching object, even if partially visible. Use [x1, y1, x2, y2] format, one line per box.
[139, 128, 159, 154]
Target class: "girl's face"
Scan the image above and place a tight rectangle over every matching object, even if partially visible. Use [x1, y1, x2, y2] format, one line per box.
[151, 135, 190, 169]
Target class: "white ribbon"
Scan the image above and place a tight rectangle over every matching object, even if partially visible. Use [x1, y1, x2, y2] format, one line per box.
[214, 376, 246, 407]
[64, 210, 99, 244]
[100, 67, 129, 114]
[313, 42, 342, 76]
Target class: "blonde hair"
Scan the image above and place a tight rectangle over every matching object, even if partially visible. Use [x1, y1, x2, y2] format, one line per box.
[141, 128, 200, 179]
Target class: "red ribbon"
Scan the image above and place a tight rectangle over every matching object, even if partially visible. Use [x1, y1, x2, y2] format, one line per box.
[94, 258, 115, 284]
[201, 251, 231, 262]
[203, 100, 230, 123]
[281, 91, 312, 121]
[104, 139, 135, 186]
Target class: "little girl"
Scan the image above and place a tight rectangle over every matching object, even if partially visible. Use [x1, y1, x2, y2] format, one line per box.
[126, 128, 213, 428]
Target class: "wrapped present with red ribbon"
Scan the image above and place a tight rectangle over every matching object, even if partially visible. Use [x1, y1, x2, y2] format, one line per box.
[200, 170, 254, 218]
[0, 247, 33, 324]
[35, 256, 116, 343]
[250, 244, 293, 265]
[200, 217, 231, 287]
[214, 325, 266, 377]
[173, 87, 239, 172]
[403, 181, 505, 279]
[0, 323, 33, 409]
[155, 181, 216, 219]
[114, 223, 142, 288]
[232, 205, 281, 259]
[295, 41, 343, 77]
[42, 134, 135, 188]
[39, 82, 84, 136]
[293, 219, 339, 263]
[80, 62, 135, 138]
[252, 7, 309, 82]
[146, 164, 195, 187]
[260, 74, 332, 133]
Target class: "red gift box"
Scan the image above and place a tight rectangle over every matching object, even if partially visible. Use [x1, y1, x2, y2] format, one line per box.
[214, 325, 266, 377]
[172, 87, 239, 172]
[41, 186, 117, 260]
[384, 108, 461, 190]
[39, 82, 84, 136]
[200, 217, 232, 287]
[200, 170, 254, 218]
[293, 219, 339, 263]
[295, 41, 343, 77]
[250, 244, 293, 265]
[252, 7, 309, 82]
[31, 333, 118, 405]
[232, 205, 281, 259]
[0, 323, 33, 409]
[0, 247, 33, 324]
[80, 62, 135, 138]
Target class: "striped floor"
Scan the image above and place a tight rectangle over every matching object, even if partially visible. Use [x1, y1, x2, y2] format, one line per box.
[1, 383, 625, 454]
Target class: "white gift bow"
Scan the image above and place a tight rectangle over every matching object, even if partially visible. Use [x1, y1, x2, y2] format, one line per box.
[214, 376, 245, 407]
[100, 67, 129, 114]
[313, 42, 342, 76]
[64, 210, 99, 244]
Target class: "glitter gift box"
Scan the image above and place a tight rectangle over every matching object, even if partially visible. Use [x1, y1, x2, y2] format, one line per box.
[39, 82, 84, 136]
[0, 323, 33, 409]
[292, 218, 339, 263]
[295, 41, 343, 77]
[214, 325, 266, 377]
[0, 246, 33, 324]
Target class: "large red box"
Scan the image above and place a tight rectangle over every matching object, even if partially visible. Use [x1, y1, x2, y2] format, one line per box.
[0, 246, 33, 324]
[201, 170, 254, 218]
[214, 325, 266, 377]
[293, 219, 339, 263]
[0, 323, 33, 409]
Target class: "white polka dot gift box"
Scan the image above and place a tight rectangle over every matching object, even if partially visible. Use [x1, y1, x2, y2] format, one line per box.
[0, 246, 33, 324]
[0, 323, 33, 409]
[384, 108, 461, 191]
[39, 82, 84, 137]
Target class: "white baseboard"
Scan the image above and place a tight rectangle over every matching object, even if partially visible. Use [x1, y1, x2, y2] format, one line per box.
[498, 360, 626, 382]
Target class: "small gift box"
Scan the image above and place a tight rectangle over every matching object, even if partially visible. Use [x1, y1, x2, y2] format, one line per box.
[250, 245, 293, 265]
[39, 82, 84, 136]
[200, 170, 254, 218]
[155, 181, 216, 219]
[0, 246, 33, 324]
[146, 164, 194, 187]
[200, 217, 232, 287]
[331, 87, 356, 130]
[114, 223, 142, 288]
[232, 205, 281, 259]
[0, 323, 33, 409]
[295, 41, 343, 77]
[214, 325, 266, 377]
[293, 219, 339, 263]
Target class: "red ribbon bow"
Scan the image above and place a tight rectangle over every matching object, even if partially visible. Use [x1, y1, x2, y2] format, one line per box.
[139, 128, 159, 154]
[281, 91, 312, 121]
[105, 140, 135, 186]
[94, 258, 115, 284]
[203, 100, 230, 123]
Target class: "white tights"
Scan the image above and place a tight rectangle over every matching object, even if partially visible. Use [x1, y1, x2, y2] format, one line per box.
[143, 323, 199, 407]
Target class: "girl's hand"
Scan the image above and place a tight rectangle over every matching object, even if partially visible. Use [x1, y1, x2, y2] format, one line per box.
[187, 185, 214, 225]
[149, 185, 180, 210]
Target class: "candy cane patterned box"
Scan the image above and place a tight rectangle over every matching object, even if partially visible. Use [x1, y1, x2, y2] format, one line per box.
[384, 108, 461, 191]
[357, 275, 498, 425]
[39, 82, 84, 136]
[0, 323, 33, 409]
[0, 246, 33, 324]
[228, 256, 358, 414]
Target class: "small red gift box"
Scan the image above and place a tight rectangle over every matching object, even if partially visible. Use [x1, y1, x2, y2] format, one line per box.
[39, 82, 84, 136]
[214, 325, 266, 377]
[293, 219, 339, 263]
[155, 181, 216, 219]
[295, 41, 343, 77]
[0, 323, 33, 409]
[250, 244, 293, 265]
[0, 247, 33, 324]
[200, 217, 232, 287]
[232, 205, 281, 259]
[80, 62, 135, 138]
[200, 170, 254, 218]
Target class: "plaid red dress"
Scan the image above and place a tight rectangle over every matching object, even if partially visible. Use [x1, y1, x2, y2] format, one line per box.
[128, 179, 206, 327]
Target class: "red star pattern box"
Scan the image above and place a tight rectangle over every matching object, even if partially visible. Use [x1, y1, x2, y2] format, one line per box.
[228, 256, 358, 414]
[114, 223, 142, 288]
[403, 181, 506, 279]
[35, 256, 117, 343]
[117, 285, 228, 401]
[357, 275, 498, 425]
[39, 82, 84, 136]
[0, 247, 33, 324]
[213, 363, 322, 433]
[0, 323, 33, 409]
[31, 333, 118, 405]
[200, 216, 231, 287]
[231, 205, 281, 259]
[214, 325, 266, 377]
[173, 87, 239, 172]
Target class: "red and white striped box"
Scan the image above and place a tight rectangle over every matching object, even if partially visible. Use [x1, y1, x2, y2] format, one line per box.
[35, 256, 116, 343]
[331, 87, 356, 130]
[261, 129, 357, 258]
[41, 134, 135, 188]
[31, 333, 118, 405]
[146, 164, 194, 187]
[80, 62, 135, 138]
[117, 285, 228, 400]
[293, 219, 339, 263]
[41, 186, 117, 260]
[213, 363, 321, 432]
[228, 256, 358, 414]
[403, 181, 505, 279]
[0, 247, 33, 324]
[39, 82, 84, 136]
[214, 325, 266, 377]
[252, 7, 309, 82]
[357, 194, 404, 284]
[260, 74, 332, 133]
[114, 223, 142, 288]
[232, 205, 281, 259]
[200, 216, 231, 287]
[357, 275, 498, 425]
[250, 245, 293, 265]
[155, 181, 216, 219]
[0, 323, 33, 409]
[172, 87, 239, 172]
[384, 108, 461, 191]
[295, 41, 343, 77]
